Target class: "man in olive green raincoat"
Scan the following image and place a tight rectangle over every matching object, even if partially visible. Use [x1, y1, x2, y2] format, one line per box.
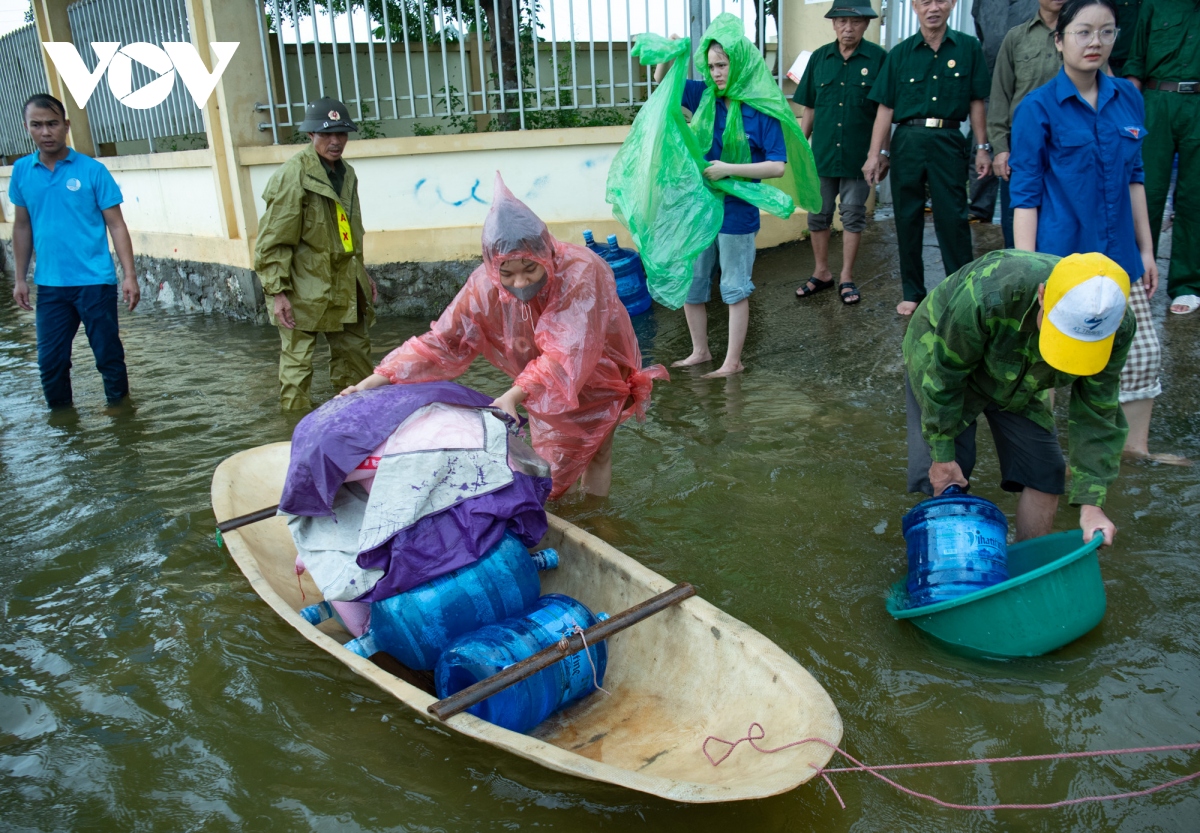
[255, 98, 376, 409]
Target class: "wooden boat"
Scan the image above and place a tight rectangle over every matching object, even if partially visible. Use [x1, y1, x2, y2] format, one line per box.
[211, 442, 842, 803]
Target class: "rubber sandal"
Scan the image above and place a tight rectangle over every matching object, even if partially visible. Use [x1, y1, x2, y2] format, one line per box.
[1169, 294, 1200, 315]
[839, 282, 861, 305]
[796, 276, 834, 298]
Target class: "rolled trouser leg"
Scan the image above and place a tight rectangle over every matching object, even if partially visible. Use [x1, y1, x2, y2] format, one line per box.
[34, 285, 82, 408]
[927, 130, 974, 278]
[906, 374, 977, 495]
[1118, 280, 1163, 403]
[78, 284, 129, 404]
[1141, 90, 1176, 258]
[278, 326, 317, 409]
[983, 405, 1065, 495]
[891, 129, 930, 303]
[968, 165, 998, 220]
[326, 310, 374, 393]
[1000, 178, 1014, 249]
[837, 177, 871, 234]
[1168, 97, 1200, 299]
[806, 176, 839, 233]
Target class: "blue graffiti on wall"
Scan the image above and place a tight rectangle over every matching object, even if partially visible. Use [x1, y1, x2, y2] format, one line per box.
[525, 175, 549, 200]
[414, 177, 488, 207]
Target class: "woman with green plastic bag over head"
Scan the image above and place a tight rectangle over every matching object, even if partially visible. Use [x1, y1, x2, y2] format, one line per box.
[606, 14, 821, 378]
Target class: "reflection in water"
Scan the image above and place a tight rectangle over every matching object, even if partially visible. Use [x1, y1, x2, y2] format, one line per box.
[1, 220, 1198, 830]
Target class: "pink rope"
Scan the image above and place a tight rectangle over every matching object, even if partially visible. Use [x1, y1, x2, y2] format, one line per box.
[703, 723, 1200, 811]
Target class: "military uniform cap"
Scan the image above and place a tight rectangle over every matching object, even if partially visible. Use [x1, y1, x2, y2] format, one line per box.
[297, 97, 358, 133]
[825, 2, 879, 19]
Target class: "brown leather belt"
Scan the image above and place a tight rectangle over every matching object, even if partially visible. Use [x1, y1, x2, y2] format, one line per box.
[899, 118, 962, 128]
[1146, 79, 1200, 93]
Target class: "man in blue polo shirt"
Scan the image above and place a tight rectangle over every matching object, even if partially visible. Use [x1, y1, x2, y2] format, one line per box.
[9, 94, 139, 409]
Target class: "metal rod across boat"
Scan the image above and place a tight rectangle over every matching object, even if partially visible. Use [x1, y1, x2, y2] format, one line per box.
[428, 582, 696, 722]
[216, 505, 280, 534]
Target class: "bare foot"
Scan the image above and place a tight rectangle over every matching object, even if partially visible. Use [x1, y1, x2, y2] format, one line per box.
[671, 352, 713, 367]
[896, 301, 918, 316]
[1123, 449, 1193, 466]
[701, 362, 744, 379]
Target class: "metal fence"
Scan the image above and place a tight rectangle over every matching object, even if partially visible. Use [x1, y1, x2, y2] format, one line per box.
[0, 24, 50, 160]
[66, 0, 205, 149]
[256, 0, 784, 142]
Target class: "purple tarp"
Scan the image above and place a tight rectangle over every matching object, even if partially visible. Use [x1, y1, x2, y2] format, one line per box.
[281, 382, 551, 599]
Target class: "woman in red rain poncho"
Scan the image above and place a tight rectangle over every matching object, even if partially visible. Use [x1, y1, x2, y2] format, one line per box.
[342, 173, 669, 499]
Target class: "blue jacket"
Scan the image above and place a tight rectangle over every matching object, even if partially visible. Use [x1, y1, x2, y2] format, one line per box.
[1010, 68, 1147, 281]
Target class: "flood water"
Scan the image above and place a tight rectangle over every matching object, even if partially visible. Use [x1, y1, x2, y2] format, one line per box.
[2, 219, 1198, 832]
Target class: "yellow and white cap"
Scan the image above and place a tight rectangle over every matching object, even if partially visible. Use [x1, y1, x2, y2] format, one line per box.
[1040, 252, 1130, 376]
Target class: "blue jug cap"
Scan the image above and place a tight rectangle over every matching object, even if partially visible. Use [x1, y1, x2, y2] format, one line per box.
[902, 487, 1007, 536]
[531, 548, 559, 570]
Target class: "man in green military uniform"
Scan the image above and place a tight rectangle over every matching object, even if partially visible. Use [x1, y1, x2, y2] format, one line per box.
[1110, 0, 1141, 74]
[255, 98, 377, 408]
[864, 0, 992, 316]
[905, 249, 1130, 546]
[988, 0, 1067, 249]
[793, 1, 887, 305]
[1123, 0, 1200, 314]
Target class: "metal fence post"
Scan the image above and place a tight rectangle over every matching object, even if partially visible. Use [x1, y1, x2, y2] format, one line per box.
[688, 0, 706, 78]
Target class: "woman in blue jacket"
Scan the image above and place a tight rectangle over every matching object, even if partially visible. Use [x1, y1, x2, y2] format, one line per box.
[1010, 0, 1187, 464]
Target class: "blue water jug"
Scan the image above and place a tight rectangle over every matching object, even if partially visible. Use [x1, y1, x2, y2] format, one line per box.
[434, 593, 609, 733]
[604, 234, 653, 317]
[339, 534, 559, 669]
[902, 485, 1009, 608]
[581, 229, 606, 256]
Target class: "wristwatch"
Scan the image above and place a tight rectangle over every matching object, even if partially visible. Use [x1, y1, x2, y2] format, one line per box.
[975, 142, 992, 152]
[879, 149, 891, 158]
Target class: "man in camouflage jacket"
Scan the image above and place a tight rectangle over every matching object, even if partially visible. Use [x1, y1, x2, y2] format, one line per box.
[903, 249, 1132, 546]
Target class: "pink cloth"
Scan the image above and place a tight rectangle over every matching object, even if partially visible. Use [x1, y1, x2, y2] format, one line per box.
[344, 403, 489, 490]
[329, 601, 371, 637]
[375, 173, 668, 498]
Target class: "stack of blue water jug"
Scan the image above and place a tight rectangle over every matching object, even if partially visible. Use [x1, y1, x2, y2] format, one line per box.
[299, 533, 608, 733]
[584, 230, 653, 316]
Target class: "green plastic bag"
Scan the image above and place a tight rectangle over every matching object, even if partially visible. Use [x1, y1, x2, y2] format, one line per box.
[689, 14, 822, 219]
[606, 14, 821, 309]
[605, 34, 721, 309]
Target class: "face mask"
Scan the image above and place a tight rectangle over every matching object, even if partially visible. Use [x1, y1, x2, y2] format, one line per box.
[503, 275, 547, 302]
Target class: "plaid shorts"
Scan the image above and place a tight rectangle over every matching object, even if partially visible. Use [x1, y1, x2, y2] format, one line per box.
[1119, 280, 1163, 403]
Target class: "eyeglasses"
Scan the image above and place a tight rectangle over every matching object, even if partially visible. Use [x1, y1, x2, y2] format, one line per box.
[1063, 27, 1119, 46]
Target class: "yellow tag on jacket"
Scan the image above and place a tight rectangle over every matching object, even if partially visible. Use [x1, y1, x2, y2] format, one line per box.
[336, 203, 353, 252]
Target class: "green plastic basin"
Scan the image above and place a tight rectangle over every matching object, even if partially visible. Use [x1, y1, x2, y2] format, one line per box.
[887, 530, 1106, 658]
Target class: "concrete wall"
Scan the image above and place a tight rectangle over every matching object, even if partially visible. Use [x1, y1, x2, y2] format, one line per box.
[0, 0, 853, 322]
[244, 129, 627, 261]
[0, 123, 813, 320]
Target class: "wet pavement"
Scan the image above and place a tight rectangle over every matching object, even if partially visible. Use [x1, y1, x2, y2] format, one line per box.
[0, 215, 1198, 831]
